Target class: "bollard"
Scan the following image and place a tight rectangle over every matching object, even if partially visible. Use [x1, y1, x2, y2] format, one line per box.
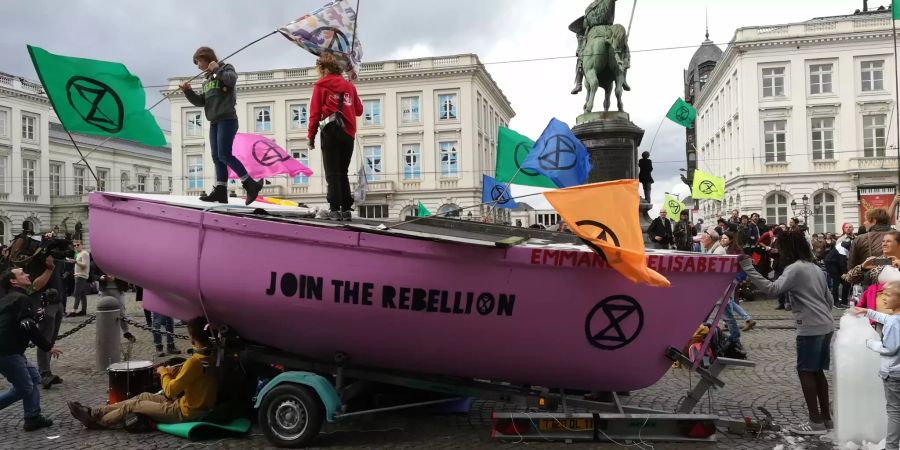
[95, 296, 122, 371]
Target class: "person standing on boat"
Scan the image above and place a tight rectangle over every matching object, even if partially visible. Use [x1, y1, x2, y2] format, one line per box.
[179, 47, 263, 206]
[740, 231, 835, 435]
[647, 209, 673, 250]
[308, 52, 363, 221]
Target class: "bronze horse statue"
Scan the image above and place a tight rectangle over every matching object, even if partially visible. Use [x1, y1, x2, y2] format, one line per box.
[581, 24, 628, 114]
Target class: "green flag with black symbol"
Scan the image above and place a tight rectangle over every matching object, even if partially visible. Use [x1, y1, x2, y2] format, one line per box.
[417, 201, 431, 217]
[495, 127, 557, 189]
[665, 98, 697, 128]
[27, 45, 166, 147]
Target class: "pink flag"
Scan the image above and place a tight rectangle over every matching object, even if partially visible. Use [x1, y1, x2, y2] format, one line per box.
[228, 133, 313, 180]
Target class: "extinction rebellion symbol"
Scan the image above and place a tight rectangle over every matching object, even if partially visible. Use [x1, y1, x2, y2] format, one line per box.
[513, 141, 540, 177]
[65, 76, 124, 133]
[490, 184, 512, 205]
[575, 219, 623, 265]
[667, 199, 682, 214]
[252, 140, 291, 167]
[675, 105, 691, 122]
[698, 180, 718, 195]
[538, 135, 578, 172]
[584, 295, 644, 350]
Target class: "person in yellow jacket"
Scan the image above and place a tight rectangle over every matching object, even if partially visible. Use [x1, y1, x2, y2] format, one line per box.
[67, 317, 217, 429]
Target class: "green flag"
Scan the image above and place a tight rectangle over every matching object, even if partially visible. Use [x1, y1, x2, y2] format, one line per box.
[417, 201, 431, 217]
[27, 45, 166, 147]
[495, 127, 556, 189]
[663, 194, 687, 222]
[894, 0, 900, 19]
[691, 169, 725, 200]
[665, 98, 697, 128]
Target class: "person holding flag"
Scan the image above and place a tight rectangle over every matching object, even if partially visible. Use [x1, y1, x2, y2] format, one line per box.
[179, 47, 263, 205]
[308, 53, 364, 221]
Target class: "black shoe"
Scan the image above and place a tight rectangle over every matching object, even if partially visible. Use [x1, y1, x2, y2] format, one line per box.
[67, 401, 102, 430]
[199, 185, 228, 204]
[23, 415, 53, 432]
[156, 346, 166, 357]
[341, 211, 352, 222]
[775, 305, 785, 310]
[123, 332, 136, 343]
[41, 374, 61, 390]
[242, 178, 263, 205]
[167, 347, 182, 355]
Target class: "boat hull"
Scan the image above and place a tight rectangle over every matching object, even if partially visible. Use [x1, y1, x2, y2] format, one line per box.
[89, 193, 738, 392]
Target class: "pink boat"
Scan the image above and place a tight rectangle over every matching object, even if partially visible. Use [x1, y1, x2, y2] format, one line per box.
[88, 192, 738, 393]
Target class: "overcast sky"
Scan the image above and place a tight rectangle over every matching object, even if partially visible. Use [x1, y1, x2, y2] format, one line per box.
[0, 0, 879, 211]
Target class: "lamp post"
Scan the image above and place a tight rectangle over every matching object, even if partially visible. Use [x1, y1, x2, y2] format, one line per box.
[790, 195, 813, 227]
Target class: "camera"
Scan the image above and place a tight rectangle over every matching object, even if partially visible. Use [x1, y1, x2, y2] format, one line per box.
[41, 235, 72, 260]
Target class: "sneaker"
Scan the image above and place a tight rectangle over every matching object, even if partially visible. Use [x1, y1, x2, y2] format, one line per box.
[23, 415, 53, 432]
[742, 320, 756, 331]
[341, 211, 352, 221]
[824, 419, 834, 430]
[788, 421, 827, 435]
[315, 209, 330, 219]
[123, 332, 136, 343]
[327, 210, 343, 221]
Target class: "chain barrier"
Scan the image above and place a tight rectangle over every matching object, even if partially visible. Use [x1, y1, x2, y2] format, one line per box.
[27, 314, 96, 349]
[120, 316, 191, 340]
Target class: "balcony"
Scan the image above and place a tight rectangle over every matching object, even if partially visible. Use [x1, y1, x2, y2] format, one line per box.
[24, 194, 41, 203]
[812, 160, 838, 171]
[438, 179, 459, 189]
[51, 194, 88, 206]
[400, 180, 422, 190]
[764, 162, 789, 174]
[737, 16, 892, 43]
[260, 185, 285, 196]
[850, 156, 899, 171]
[351, 180, 393, 193]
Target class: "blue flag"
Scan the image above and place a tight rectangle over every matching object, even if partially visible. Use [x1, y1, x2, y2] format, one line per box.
[482, 175, 518, 208]
[521, 118, 592, 188]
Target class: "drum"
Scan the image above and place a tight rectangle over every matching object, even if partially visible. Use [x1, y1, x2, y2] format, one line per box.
[107, 360, 158, 404]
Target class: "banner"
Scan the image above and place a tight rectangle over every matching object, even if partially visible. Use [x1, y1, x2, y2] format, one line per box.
[665, 98, 697, 128]
[664, 194, 687, 222]
[279, 0, 363, 77]
[27, 45, 166, 147]
[691, 169, 725, 201]
[495, 127, 556, 189]
[482, 175, 518, 209]
[228, 133, 313, 180]
[544, 180, 670, 287]
[521, 118, 592, 188]
[859, 185, 897, 226]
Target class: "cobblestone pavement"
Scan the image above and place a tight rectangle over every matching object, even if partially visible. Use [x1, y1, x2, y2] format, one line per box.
[0, 294, 849, 449]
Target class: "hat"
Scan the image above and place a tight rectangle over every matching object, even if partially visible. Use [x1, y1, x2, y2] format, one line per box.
[704, 227, 720, 241]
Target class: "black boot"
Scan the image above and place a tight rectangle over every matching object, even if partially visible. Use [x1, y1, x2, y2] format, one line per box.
[199, 185, 228, 204]
[23, 415, 53, 432]
[242, 178, 263, 205]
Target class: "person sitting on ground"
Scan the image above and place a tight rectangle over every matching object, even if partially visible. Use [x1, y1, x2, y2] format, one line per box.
[67, 317, 217, 429]
[740, 231, 835, 435]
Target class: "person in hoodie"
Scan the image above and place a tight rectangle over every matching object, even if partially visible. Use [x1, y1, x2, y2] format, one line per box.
[308, 52, 364, 221]
[179, 47, 262, 205]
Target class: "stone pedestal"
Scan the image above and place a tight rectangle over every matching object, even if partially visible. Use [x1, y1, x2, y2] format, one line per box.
[572, 112, 652, 244]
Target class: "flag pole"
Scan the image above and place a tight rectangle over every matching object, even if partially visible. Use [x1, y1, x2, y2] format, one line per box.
[627, 0, 638, 37]
[893, 13, 900, 188]
[486, 166, 524, 221]
[63, 129, 100, 185]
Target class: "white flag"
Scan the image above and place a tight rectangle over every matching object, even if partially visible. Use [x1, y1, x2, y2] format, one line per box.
[279, 0, 363, 77]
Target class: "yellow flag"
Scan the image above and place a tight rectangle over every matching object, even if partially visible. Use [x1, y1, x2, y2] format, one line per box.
[544, 180, 671, 287]
[691, 169, 725, 200]
[664, 194, 687, 222]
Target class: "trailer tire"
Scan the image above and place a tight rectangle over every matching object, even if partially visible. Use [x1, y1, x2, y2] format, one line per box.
[259, 384, 324, 448]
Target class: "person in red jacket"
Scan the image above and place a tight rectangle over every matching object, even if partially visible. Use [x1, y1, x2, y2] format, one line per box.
[308, 53, 364, 221]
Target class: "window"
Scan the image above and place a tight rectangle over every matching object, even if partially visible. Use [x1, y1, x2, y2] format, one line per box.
[439, 141, 459, 177]
[438, 204, 461, 218]
[97, 169, 109, 192]
[811, 118, 834, 160]
[137, 174, 147, 192]
[363, 145, 383, 181]
[864, 114, 887, 157]
[121, 172, 130, 191]
[809, 64, 833, 95]
[185, 111, 202, 137]
[813, 192, 836, 234]
[22, 159, 36, 195]
[765, 193, 789, 226]
[290, 103, 308, 129]
[187, 155, 203, 190]
[74, 166, 85, 195]
[50, 163, 62, 197]
[291, 150, 309, 184]
[359, 205, 389, 219]
[254, 106, 272, 132]
[363, 100, 381, 125]
[22, 114, 36, 141]
[0, 156, 9, 193]
[400, 96, 420, 123]
[0, 109, 8, 138]
[537, 213, 560, 227]
[761, 67, 785, 98]
[153, 176, 161, 192]
[862, 61, 884, 92]
[402, 143, 421, 180]
[438, 94, 457, 120]
[764, 120, 786, 162]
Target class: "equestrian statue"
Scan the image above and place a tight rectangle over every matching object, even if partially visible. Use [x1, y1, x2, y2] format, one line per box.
[570, 0, 632, 114]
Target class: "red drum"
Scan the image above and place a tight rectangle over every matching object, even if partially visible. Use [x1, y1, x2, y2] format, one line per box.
[107, 360, 158, 404]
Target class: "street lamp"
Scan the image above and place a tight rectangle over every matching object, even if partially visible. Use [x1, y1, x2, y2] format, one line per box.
[790, 194, 813, 227]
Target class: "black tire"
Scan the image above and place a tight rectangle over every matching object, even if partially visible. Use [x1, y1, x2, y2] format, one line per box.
[259, 384, 324, 448]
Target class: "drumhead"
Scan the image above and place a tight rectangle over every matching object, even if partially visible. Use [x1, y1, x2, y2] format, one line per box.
[108, 360, 153, 371]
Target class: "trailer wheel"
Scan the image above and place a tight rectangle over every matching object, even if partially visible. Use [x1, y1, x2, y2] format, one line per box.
[259, 384, 324, 448]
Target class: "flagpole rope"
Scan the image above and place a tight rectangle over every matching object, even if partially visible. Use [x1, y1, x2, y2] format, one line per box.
[63, 129, 100, 185]
[646, 116, 665, 155]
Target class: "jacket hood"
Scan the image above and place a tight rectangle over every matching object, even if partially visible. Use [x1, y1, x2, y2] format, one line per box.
[314, 73, 353, 92]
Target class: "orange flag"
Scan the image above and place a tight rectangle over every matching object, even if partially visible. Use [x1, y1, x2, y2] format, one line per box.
[543, 180, 671, 287]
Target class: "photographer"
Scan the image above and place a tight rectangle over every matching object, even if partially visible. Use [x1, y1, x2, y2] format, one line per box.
[24, 232, 70, 389]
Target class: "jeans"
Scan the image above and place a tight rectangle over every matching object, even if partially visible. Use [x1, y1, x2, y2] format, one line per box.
[209, 119, 247, 182]
[36, 302, 63, 375]
[320, 122, 355, 212]
[885, 377, 900, 449]
[730, 301, 751, 321]
[73, 277, 89, 312]
[152, 313, 175, 348]
[0, 354, 42, 418]
[723, 298, 741, 344]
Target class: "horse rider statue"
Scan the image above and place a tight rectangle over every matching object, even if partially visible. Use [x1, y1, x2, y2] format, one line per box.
[570, 0, 632, 113]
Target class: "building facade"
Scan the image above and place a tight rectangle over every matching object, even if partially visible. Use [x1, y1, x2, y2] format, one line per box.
[167, 54, 515, 221]
[683, 32, 723, 188]
[694, 10, 900, 234]
[0, 72, 172, 246]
